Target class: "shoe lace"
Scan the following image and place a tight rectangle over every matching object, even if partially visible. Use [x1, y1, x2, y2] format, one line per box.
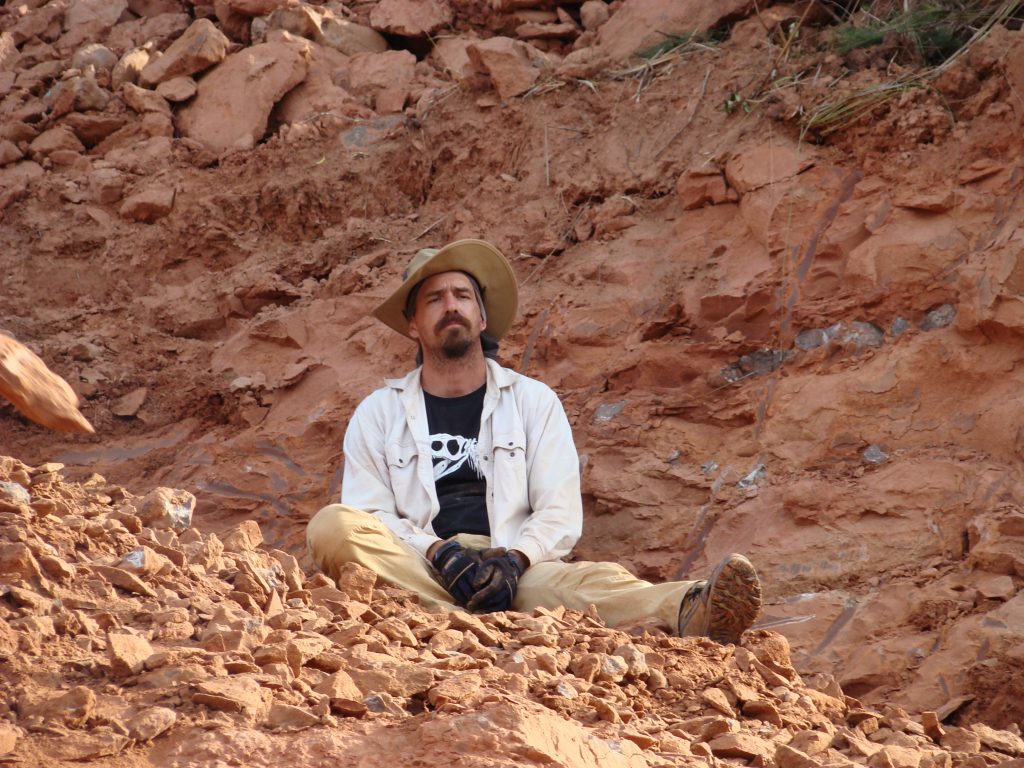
[679, 581, 706, 618]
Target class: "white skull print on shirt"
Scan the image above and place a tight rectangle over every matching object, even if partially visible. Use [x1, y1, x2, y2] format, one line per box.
[430, 433, 484, 480]
[422, 383, 490, 539]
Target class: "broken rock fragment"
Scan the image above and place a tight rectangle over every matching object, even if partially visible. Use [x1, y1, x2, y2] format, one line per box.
[596, 0, 750, 62]
[267, 703, 319, 730]
[223, 519, 264, 552]
[136, 486, 194, 529]
[369, 0, 454, 38]
[71, 44, 118, 72]
[120, 186, 176, 223]
[317, 16, 388, 55]
[25, 686, 96, 728]
[127, 706, 177, 740]
[0, 140, 23, 167]
[466, 37, 540, 101]
[230, 0, 296, 16]
[72, 112, 123, 143]
[46, 732, 128, 762]
[29, 126, 85, 157]
[120, 82, 172, 115]
[192, 677, 272, 722]
[175, 42, 309, 153]
[335, 561, 376, 603]
[0, 723, 21, 753]
[155, 76, 197, 101]
[112, 47, 151, 89]
[139, 18, 231, 87]
[108, 629, 154, 676]
[112, 386, 148, 416]
[579, 0, 610, 30]
[118, 545, 169, 576]
[0, 335, 94, 433]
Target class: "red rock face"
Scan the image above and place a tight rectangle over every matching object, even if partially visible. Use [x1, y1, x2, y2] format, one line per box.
[5, 0, 1024, 752]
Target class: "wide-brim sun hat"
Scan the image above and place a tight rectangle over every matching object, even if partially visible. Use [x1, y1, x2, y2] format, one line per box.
[372, 239, 519, 340]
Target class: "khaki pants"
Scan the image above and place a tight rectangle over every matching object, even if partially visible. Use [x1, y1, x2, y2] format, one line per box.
[306, 504, 699, 631]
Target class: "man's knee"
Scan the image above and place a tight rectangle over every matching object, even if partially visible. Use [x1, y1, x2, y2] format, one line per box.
[307, 504, 389, 567]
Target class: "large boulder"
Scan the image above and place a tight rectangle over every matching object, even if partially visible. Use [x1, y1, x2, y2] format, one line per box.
[175, 42, 309, 153]
[369, 0, 453, 38]
[595, 0, 754, 62]
[270, 40, 354, 126]
[139, 18, 231, 87]
[0, 335, 94, 433]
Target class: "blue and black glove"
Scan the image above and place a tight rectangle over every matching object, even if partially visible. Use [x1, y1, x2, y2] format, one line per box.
[432, 542, 484, 607]
[467, 548, 526, 614]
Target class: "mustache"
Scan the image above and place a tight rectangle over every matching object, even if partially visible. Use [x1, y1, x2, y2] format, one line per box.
[434, 312, 471, 334]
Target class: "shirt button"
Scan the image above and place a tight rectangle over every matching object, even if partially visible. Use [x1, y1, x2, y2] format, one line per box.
[508, 442, 513, 446]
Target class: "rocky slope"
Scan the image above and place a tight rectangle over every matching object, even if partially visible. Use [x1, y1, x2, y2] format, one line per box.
[5, 0, 1024, 754]
[2, 458, 1022, 768]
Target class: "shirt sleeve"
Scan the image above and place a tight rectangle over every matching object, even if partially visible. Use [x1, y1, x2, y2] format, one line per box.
[340, 395, 443, 560]
[510, 384, 583, 566]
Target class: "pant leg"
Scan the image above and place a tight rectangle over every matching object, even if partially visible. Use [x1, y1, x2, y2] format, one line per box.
[306, 504, 458, 612]
[514, 559, 701, 631]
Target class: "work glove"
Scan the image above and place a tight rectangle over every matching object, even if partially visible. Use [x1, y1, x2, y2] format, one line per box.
[467, 547, 526, 614]
[432, 542, 484, 607]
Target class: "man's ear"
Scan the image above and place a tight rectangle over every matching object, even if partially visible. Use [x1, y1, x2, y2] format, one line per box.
[408, 317, 421, 340]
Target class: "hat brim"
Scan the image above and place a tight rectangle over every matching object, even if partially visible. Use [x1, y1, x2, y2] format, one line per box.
[372, 239, 519, 340]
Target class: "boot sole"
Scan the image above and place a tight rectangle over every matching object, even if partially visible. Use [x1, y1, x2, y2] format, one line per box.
[705, 555, 762, 645]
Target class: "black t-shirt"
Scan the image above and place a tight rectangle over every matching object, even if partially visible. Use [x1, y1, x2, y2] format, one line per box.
[423, 384, 489, 540]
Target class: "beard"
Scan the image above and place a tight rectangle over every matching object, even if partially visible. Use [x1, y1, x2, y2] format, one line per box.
[433, 313, 476, 360]
[441, 332, 475, 359]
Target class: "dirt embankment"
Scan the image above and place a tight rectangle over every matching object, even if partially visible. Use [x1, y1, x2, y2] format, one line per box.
[5, 0, 1024, 756]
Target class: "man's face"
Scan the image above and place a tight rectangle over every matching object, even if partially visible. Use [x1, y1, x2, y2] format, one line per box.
[408, 271, 486, 360]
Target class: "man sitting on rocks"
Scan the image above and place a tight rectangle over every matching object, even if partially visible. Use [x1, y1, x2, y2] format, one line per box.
[307, 239, 762, 643]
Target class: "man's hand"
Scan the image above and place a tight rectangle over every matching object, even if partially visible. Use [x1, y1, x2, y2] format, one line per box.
[467, 548, 527, 613]
[431, 542, 484, 607]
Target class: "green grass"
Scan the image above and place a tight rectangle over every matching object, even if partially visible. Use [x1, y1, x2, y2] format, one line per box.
[633, 27, 728, 61]
[832, 2, 1009, 66]
[635, 32, 696, 61]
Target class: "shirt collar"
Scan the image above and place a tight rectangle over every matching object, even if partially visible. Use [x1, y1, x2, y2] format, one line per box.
[384, 358, 516, 393]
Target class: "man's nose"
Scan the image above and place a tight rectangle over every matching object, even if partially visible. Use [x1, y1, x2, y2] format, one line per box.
[441, 292, 461, 313]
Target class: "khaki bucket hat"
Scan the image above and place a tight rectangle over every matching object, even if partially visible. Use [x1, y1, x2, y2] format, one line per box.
[372, 239, 519, 340]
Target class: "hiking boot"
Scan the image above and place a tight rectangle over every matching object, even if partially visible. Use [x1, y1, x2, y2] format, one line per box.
[677, 554, 761, 645]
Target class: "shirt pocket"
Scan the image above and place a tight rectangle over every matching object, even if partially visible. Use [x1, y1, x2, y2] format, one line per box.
[385, 441, 420, 500]
[492, 429, 527, 486]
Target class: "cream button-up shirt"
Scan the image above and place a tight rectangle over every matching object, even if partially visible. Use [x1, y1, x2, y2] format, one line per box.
[340, 358, 583, 566]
